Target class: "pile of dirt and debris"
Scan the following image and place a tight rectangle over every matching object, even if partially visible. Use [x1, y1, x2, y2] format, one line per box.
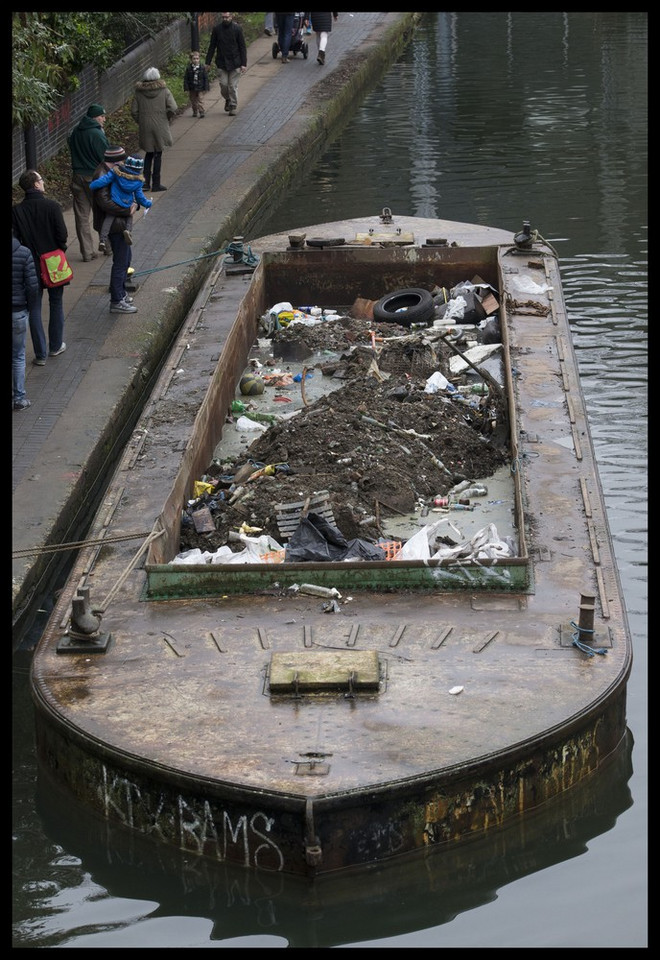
[179, 312, 508, 556]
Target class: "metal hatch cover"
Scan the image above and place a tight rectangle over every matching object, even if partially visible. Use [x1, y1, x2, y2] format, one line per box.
[269, 650, 380, 693]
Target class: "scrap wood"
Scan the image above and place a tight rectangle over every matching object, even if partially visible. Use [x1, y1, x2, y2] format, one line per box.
[350, 296, 376, 320]
[275, 491, 335, 540]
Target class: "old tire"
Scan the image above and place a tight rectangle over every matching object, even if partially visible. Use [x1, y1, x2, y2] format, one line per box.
[373, 287, 435, 326]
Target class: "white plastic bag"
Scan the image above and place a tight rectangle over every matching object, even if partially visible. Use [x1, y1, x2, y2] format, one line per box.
[510, 276, 552, 296]
[269, 300, 293, 317]
[399, 518, 451, 560]
[430, 523, 515, 561]
[441, 295, 467, 321]
[235, 415, 268, 433]
[170, 547, 214, 565]
[424, 370, 450, 393]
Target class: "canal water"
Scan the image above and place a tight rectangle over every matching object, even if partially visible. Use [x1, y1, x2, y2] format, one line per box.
[12, 12, 647, 948]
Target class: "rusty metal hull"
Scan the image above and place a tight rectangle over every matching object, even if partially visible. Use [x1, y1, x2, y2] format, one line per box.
[35, 729, 633, 945]
[31, 213, 632, 877]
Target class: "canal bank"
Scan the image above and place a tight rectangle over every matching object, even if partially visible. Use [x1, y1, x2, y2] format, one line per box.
[12, 12, 420, 644]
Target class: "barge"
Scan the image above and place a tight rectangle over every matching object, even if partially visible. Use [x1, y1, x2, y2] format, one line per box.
[30, 211, 632, 877]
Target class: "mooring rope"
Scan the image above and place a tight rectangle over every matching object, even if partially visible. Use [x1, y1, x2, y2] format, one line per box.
[570, 620, 608, 657]
[98, 528, 164, 613]
[12, 531, 158, 559]
[129, 242, 259, 279]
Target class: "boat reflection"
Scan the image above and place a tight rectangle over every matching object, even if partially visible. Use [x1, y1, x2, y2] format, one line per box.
[36, 728, 633, 948]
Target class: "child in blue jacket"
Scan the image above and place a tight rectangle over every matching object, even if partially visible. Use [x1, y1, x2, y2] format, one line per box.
[90, 155, 152, 249]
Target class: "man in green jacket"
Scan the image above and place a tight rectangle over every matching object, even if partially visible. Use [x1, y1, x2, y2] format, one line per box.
[68, 103, 109, 262]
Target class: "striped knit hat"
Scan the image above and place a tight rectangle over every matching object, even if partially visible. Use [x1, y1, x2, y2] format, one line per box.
[104, 145, 126, 163]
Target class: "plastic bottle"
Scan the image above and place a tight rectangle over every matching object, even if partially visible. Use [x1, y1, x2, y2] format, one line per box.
[460, 485, 488, 497]
[231, 399, 246, 413]
[448, 479, 473, 496]
[299, 583, 342, 599]
[457, 383, 489, 395]
[449, 503, 475, 511]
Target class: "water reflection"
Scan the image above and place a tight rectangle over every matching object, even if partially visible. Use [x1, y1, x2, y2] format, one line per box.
[23, 733, 632, 948]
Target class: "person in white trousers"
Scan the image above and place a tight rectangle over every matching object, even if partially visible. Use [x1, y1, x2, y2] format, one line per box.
[310, 12, 338, 65]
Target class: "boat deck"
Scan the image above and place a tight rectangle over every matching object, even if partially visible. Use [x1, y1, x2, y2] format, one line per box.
[31, 216, 631, 875]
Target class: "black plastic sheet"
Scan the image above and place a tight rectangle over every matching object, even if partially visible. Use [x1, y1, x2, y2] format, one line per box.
[285, 513, 387, 563]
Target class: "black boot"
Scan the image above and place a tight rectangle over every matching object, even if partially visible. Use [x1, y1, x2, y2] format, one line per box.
[143, 153, 153, 192]
[151, 151, 167, 191]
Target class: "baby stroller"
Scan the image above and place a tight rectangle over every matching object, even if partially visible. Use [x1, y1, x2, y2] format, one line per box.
[272, 12, 309, 59]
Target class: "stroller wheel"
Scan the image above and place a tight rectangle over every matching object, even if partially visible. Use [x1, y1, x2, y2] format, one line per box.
[272, 42, 279, 59]
[303, 42, 309, 59]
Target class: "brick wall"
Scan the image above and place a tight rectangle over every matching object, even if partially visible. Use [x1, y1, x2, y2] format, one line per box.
[12, 13, 219, 185]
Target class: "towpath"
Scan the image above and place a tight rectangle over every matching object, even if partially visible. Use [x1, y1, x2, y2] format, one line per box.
[12, 13, 415, 635]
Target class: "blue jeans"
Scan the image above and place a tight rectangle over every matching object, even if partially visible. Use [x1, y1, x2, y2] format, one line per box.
[277, 13, 294, 56]
[108, 230, 132, 303]
[29, 285, 65, 358]
[13, 309, 29, 403]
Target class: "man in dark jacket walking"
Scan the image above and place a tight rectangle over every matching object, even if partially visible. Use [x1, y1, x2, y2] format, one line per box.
[12, 170, 70, 363]
[12, 233, 40, 410]
[205, 12, 247, 116]
[68, 103, 109, 261]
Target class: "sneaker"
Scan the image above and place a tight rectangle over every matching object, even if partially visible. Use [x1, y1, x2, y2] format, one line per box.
[110, 300, 137, 314]
[98, 240, 107, 254]
[122, 295, 134, 304]
[192, 111, 198, 117]
[143, 182, 151, 191]
[224, 99, 230, 112]
[32, 357, 46, 366]
[199, 111, 205, 118]
[123, 229, 132, 245]
[317, 50, 325, 65]
[82, 252, 98, 262]
[228, 108, 236, 116]
[152, 185, 167, 192]
[49, 343, 66, 357]
[13, 398, 31, 410]
[281, 56, 289, 63]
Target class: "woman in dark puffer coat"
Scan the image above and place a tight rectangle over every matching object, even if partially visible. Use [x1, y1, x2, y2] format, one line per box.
[310, 12, 338, 64]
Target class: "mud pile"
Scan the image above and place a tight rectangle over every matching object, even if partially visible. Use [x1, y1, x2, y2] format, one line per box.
[179, 315, 508, 553]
